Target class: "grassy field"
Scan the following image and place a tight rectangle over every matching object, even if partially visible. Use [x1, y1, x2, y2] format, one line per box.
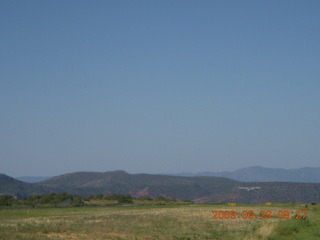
[0, 203, 319, 240]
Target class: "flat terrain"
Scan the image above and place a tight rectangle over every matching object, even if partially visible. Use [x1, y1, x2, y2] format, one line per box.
[0, 203, 319, 240]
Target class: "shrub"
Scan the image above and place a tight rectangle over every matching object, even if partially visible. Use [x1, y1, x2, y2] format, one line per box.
[0, 195, 14, 206]
[138, 196, 153, 201]
[117, 194, 133, 204]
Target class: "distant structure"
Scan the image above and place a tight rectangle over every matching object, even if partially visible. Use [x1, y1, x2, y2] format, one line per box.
[238, 187, 261, 192]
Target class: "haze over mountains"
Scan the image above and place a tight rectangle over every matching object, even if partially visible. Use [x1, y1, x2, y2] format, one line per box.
[1, 166, 320, 204]
[17, 166, 320, 183]
[16, 176, 52, 183]
[165, 166, 320, 183]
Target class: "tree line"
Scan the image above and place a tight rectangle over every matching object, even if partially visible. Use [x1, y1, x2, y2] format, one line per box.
[0, 193, 184, 207]
[0, 193, 83, 207]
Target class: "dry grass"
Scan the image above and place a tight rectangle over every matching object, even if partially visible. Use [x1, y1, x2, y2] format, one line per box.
[0, 204, 313, 240]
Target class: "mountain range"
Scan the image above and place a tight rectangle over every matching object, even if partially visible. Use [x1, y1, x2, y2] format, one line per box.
[164, 166, 320, 183]
[1, 167, 320, 203]
[16, 166, 320, 183]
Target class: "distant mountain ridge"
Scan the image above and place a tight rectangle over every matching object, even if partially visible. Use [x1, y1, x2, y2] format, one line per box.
[2, 169, 320, 203]
[16, 166, 320, 184]
[16, 176, 51, 183]
[164, 166, 320, 183]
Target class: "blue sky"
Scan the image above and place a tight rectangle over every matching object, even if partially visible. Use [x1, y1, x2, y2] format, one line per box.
[1, 0, 320, 177]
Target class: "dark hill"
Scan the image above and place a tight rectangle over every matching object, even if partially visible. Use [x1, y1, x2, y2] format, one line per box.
[36, 171, 237, 201]
[35, 171, 320, 203]
[2, 171, 320, 203]
[0, 174, 50, 197]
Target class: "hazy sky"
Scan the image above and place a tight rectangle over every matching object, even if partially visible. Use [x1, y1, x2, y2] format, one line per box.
[1, 0, 320, 177]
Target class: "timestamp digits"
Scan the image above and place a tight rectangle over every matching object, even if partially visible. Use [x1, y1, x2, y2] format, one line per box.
[212, 210, 307, 220]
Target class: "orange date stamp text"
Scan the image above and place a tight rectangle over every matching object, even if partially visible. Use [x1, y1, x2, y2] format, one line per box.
[212, 210, 307, 220]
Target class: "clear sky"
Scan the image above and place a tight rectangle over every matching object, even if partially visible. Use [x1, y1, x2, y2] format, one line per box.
[1, 0, 320, 177]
